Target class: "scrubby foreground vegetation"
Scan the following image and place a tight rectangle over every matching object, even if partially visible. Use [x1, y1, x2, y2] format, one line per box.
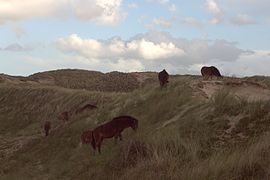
[1, 70, 270, 180]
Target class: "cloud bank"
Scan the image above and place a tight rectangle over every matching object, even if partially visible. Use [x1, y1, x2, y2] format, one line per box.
[54, 31, 260, 75]
[0, 0, 125, 25]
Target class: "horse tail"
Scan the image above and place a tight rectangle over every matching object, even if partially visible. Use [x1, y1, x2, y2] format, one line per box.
[91, 131, 96, 150]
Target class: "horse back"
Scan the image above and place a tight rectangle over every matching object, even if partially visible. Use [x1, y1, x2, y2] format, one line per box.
[96, 122, 121, 138]
[201, 66, 222, 77]
[94, 116, 132, 138]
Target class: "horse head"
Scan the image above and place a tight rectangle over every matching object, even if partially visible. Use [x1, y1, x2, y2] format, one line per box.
[131, 118, 138, 131]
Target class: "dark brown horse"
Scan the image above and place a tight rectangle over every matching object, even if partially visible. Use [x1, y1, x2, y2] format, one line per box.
[81, 130, 96, 150]
[44, 121, 51, 137]
[92, 115, 138, 154]
[201, 66, 222, 78]
[158, 69, 169, 88]
[75, 104, 97, 115]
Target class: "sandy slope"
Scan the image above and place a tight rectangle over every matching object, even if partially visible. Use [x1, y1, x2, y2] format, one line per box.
[193, 79, 270, 101]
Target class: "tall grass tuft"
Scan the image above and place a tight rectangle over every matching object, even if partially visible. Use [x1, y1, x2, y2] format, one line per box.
[210, 89, 247, 116]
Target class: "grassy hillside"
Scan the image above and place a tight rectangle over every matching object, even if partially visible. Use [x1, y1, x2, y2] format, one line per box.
[1, 71, 270, 180]
[27, 69, 143, 92]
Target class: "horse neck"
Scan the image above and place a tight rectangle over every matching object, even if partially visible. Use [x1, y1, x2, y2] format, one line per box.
[122, 120, 134, 129]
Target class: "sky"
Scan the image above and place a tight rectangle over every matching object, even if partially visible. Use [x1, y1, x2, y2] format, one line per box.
[0, 0, 270, 77]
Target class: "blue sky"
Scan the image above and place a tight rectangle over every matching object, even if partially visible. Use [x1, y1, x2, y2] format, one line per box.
[0, 0, 270, 76]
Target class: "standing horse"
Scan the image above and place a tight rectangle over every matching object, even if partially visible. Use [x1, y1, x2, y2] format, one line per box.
[158, 69, 169, 88]
[44, 121, 51, 137]
[92, 115, 138, 154]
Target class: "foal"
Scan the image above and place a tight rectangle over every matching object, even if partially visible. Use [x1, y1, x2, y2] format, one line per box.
[81, 130, 96, 150]
[92, 115, 138, 154]
[75, 104, 97, 115]
[44, 121, 51, 137]
[57, 111, 70, 122]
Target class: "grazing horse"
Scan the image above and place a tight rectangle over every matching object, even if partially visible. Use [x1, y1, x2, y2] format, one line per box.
[57, 111, 71, 122]
[44, 121, 51, 137]
[92, 115, 138, 154]
[158, 69, 169, 88]
[201, 66, 222, 78]
[81, 130, 96, 150]
[75, 104, 97, 115]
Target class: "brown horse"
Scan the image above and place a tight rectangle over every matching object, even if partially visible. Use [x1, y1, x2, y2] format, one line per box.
[44, 121, 51, 137]
[57, 111, 71, 122]
[75, 104, 97, 115]
[201, 66, 222, 78]
[92, 115, 138, 154]
[158, 69, 169, 88]
[81, 130, 96, 150]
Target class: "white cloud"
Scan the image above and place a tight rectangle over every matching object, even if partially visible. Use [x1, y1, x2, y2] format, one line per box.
[151, 0, 177, 12]
[55, 33, 185, 60]
[230, 14, 256, 26]
[217, 50, 270, 77]
[134, 39, 185, 60]
[0, 0, 68, 21]
[109, 59, 144, 72]
[56, 34, 102, 58]
[151, 17, 173, 28]
[0, 0, 125, 25]
[108, 38, 126, 56]
[6, 31, 267, 76]
[205, 0, 224, 24]
[153, 18, 172, 28]
[128, 3, 138, 9]
[186, 50, 270, 77]
[11, 25, 26, 38]
[226, 0, 270, 15]
[158, 0, 170, 5]
[168, 4, 177, 12]
[55, 31, 255, 74]
[223, 1, 270, 25]
[147, 16, 205, 30]
[181, 17, 204, 28]
[206, 0, 221, 15]
[1, 43, 31, 52]
[94, 0, 126, 25]
[19, 54, 145, 74]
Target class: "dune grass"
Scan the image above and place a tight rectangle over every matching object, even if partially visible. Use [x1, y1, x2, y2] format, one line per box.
[1, 75, 270, 179]
[28, 69, 140, 92]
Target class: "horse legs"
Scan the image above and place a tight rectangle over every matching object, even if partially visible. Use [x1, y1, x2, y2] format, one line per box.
[114, 136, 118, 144]
[119, 133, 122, 141]
[114, 132, 120, 144]
[114, 131, 123, 144]
[92, 132, 101, 153]
[91, 139, 96, 150]
[45, 129, 49, 136]
[97, 137, 103, 154]
[164, 82, 168, 88]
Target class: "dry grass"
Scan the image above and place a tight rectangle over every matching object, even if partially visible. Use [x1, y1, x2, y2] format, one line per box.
[210, 89, 248, 116]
